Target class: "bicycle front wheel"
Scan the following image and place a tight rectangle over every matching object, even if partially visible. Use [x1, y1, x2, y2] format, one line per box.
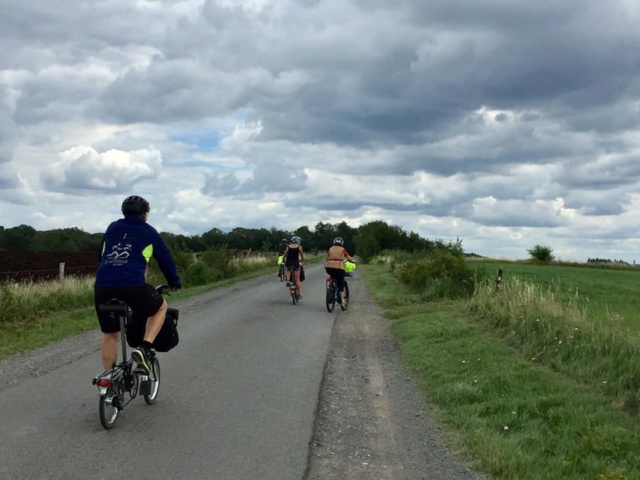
[99, 388, 120, 429]
[144, 357, 161, 405]
[326, 284, 336, 312]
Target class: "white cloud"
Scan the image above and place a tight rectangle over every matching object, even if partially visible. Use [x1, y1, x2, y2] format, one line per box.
[43, 146, 163, 192]
[2, 0, 640, 263]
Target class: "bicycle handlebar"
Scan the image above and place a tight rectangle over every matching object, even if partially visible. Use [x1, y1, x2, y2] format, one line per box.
[155, 284, 173, 295]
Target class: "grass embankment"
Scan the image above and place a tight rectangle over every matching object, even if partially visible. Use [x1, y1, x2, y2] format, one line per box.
[0, 253, 323, 360]
[360, 259, 640, 480]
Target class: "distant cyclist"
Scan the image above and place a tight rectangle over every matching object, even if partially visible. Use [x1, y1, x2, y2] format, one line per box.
[278, 238, 289, 256]
[283, 236, 305, 298]
[94, 196, 181, 375]
[277, 238, 288, 278]
[325, 237, 355, 309]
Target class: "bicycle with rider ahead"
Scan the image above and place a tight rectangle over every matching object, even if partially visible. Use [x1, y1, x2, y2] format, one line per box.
[326, 265, 355, 312]
[324, 236, 355, 310]
[277, 238, 288, 282]
[92, 195, 181, 427]
[283, 235, 305, 300]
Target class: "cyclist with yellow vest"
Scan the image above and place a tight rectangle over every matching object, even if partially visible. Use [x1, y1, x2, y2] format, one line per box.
[94, 196, 181, 375]
[325, 237, 355, 309]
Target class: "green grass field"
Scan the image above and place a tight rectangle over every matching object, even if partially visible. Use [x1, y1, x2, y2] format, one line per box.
[469, 259, 640, 331]
[361, 259, 640, 480]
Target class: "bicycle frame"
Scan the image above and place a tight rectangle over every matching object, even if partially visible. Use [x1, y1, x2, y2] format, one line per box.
[287, 266, 299, 304]
[93, 303, 139, 409]
[93, 288, 166, 429]
[326, 275, 349, 313]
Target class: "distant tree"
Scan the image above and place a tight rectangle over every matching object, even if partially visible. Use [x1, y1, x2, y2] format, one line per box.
[527, 245, 554, 262]
[31, 227, 100, 251]
[267, 227, 291, 252]
[0, 224, 36, 250]
[314, 221, 337, 250]
[201, 227, 227, 249]
[0, 220, 457, 263]
[334, 221, 357, 253]
[160, 232, 191, 252]
[294, 225, 315, 251]
[354, 221, 405, 262]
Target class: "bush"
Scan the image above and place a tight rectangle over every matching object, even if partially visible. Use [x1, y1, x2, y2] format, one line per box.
[199, 248, 232, 280]
[527, 245, 554, 262]
[171, 251, 196, 276]
[183, 262, 210, 287]
[395, 250, 485, 300]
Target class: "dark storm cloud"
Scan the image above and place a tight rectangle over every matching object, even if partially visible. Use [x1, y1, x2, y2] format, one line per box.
[202, 161, 308, 197]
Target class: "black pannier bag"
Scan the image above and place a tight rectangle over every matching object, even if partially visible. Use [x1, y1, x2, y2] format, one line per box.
[300, 265, 305, 282]
[127, 307, 180, 352]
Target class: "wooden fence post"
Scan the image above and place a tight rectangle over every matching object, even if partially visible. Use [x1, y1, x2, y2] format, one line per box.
[59, 262, 65, 284]
[496, 268, 503, 292]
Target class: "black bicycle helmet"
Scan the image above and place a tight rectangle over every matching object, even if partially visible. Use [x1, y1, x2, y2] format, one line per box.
[333, 236, 344, 245]
[121, 195, 150, 215]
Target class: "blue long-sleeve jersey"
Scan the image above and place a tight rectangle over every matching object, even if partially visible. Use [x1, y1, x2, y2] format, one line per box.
[94, 216, 181, 288]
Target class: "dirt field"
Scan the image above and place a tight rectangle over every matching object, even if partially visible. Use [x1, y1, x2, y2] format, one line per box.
[0, 251, 98, 282]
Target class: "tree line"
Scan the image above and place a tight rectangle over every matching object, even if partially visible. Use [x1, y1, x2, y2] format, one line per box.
[0, 220, 463, 262]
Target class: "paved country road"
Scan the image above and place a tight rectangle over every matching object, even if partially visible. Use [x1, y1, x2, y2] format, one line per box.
[0, 264, 480, 480]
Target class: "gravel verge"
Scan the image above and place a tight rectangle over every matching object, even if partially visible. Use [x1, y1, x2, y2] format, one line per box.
[304, 274, 482, 480]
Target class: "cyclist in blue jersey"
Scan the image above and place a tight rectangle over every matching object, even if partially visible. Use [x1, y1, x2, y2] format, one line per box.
[94, 196, 181, 375]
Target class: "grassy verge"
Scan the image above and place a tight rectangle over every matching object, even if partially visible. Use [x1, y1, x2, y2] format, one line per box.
[469, 258, 640, 331]
[360, 263, 640, 480]
[0, 255, 323, 361]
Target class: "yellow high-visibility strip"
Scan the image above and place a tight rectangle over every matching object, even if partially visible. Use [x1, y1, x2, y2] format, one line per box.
[142, 244, 154, 262]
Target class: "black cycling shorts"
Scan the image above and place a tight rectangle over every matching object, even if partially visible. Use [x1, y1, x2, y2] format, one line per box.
[325, 267, 347, 291]
[94, 284, 164, 334]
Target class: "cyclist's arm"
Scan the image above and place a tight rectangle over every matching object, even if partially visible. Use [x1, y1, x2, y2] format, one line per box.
[299, 246, 305, 263]
[344, 248, 355, 263]
[150, 230, 181, 289]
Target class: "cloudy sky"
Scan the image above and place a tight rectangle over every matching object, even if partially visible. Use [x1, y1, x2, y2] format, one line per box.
[2, 0, 640, 262]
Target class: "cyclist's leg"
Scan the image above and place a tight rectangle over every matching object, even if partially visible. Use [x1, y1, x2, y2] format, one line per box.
[101, 333, 119, 370]
[144, 298, 167, 343]
[294, 265, 302, 296]
[95, 287, 122, 370]
[336, 271, 347, 304]
[125, 284, 165, 345]
[126, 285, 165, 374]
[284, 263, 291, 283]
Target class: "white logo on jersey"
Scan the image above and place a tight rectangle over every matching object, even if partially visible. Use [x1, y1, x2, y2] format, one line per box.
[106, 243, 132, 265]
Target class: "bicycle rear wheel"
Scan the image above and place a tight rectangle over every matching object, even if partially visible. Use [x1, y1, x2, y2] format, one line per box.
[326, 282, 336, 312]
[99, 386, 120, 429]
[144, 357, 161, 404]
[291, 289, 298, 305]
